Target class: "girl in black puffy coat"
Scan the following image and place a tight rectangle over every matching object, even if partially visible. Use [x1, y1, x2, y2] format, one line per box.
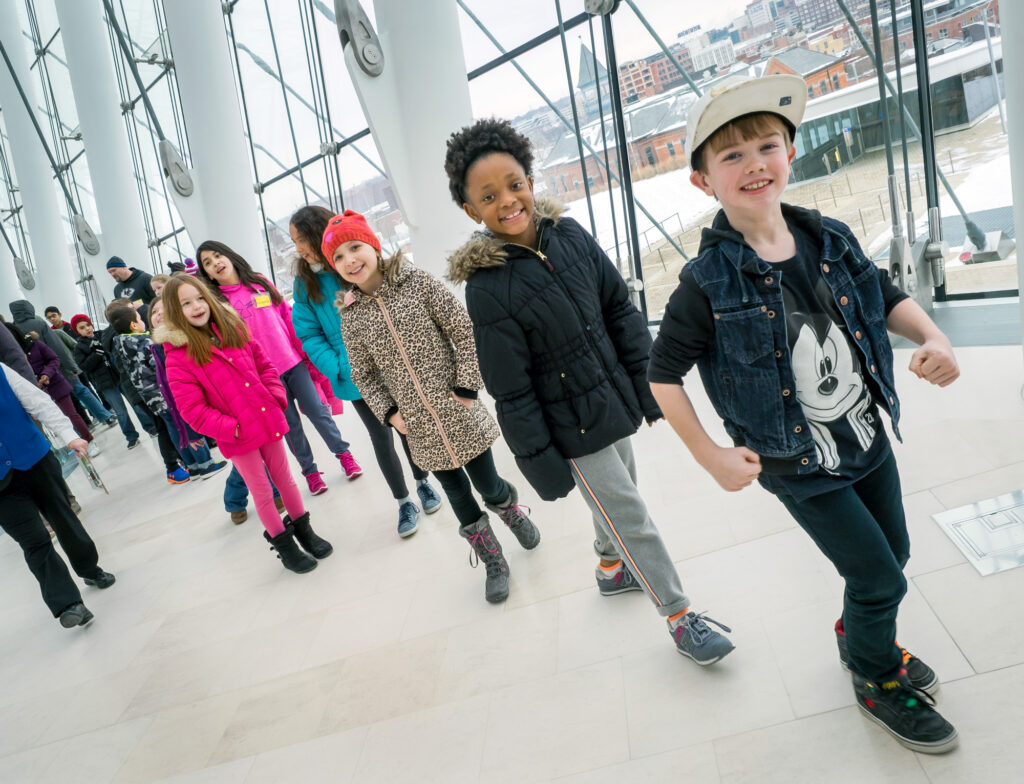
[444, 118, 734, 666]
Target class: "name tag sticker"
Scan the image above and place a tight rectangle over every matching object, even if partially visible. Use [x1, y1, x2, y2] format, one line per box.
[254, 294, 272, 308]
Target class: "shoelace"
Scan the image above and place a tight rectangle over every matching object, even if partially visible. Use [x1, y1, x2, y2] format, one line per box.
[501, 502, 531, 526]
[466, 531, 505, 575]
[674, 611, 732, 645]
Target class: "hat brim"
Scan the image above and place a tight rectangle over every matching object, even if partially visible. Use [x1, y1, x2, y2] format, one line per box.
[686, 75, 807, 168]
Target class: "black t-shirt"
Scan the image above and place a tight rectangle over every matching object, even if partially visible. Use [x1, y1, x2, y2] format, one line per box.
[755, 223, 891, 500]
[649, 218, 906, 501]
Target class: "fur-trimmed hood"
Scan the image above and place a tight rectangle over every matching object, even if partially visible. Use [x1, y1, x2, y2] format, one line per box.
[151, 324, 186, 347]
[447, 196, 565, 283]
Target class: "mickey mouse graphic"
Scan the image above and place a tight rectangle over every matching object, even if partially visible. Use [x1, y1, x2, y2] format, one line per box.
[788, 311, 876, 473]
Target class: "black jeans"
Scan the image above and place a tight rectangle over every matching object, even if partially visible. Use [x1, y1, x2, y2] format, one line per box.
[431, 447, 510, 528]
[351, 398, 426, 499]
[137, 399, 181, 473]
[0, 452, 102, 616]
[777, 452, 908, 680]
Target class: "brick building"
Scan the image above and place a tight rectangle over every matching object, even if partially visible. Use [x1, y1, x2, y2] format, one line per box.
[765, 45, 848, 96]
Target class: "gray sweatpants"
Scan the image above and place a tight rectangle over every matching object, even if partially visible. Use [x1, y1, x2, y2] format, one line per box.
[568, 437, 691, 618]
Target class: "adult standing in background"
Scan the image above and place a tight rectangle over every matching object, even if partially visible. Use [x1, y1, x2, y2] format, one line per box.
[0, 361, 116, 629]
[106, 256, 157, 305]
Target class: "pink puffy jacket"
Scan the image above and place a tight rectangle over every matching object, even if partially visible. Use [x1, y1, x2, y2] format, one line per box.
[160, 325, 289, 458]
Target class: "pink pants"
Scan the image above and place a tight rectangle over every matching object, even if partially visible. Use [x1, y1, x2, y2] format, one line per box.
[230, 438, 304, 536]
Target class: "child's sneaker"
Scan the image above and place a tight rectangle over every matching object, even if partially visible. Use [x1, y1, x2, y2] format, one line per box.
[596, 561, 643, 596]
[836, 619, 938, 695]
[668, 611, 734, 665]
[397, 501, 420, 538]
[196, 460, 228, 480]
[274, 496, 285, 513]
[851, 670, 958, 754]
[485, 483, 540, 550]
[416, 480, 443, 514]
[338, 451, 362, 479]
[305, 471, 328, 495]
[167, 467, 191, 484]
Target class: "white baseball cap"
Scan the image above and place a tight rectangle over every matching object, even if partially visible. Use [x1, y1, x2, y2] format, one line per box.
[685, 74, 807, 169]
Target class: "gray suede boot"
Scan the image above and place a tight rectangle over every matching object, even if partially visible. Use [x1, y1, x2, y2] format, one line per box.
[459, 513, 510, 603]
[485, 482, 540, 550]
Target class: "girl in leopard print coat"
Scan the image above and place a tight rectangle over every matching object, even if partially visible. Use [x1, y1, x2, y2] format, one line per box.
[323, 210, 541, 603]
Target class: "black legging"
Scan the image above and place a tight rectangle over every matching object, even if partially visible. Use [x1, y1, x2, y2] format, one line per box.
[351, 398, 426, 499]
[431, 447, 510, 529]
[136, 399, 181, 473]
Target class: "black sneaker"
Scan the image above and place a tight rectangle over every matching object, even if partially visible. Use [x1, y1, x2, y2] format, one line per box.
[84, 570, 116, 589]
[126, 438, 140, 450]
[59, 603, 95, 628]
[851, 671, 958, 754]
[836, 619, 938, 695]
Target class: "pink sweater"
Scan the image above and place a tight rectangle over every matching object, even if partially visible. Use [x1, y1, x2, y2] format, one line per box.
[220, 282, 303, 376]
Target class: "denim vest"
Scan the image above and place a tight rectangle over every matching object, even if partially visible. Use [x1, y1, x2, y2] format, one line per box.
[689, 206, 901, 475]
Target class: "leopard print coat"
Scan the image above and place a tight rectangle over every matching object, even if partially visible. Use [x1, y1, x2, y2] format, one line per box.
[338, 264, 499, 472]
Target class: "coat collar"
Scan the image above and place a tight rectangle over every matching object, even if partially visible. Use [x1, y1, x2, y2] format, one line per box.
[447, 196, 564, 283]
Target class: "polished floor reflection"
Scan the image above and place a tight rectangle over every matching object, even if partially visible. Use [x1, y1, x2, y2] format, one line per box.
[1, 344, 1023, 783]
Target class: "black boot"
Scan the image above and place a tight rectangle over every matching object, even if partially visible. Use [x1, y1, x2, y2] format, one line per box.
[263, 524, 317, 573]
[288, 512, 333, 559]
[459, 513, 510, 603]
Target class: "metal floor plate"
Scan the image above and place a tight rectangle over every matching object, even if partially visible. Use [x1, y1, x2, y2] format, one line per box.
[932, 490, 1024, 576]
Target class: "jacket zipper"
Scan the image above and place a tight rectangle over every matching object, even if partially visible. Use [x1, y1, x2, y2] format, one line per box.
[373, 295, 460, 466]
[508, 228, 629, 411]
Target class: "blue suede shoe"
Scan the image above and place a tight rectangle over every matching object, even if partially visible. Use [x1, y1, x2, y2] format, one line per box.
[416, 481, 443, 514]
[398, 501, 420, 538]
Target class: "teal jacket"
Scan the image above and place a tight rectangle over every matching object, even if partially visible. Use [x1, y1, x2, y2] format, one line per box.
[292, 271, 361, 401]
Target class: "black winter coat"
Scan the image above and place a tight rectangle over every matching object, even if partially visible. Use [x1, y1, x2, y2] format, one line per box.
[74, 335, 120, 391]
[449, 197, 661, 501]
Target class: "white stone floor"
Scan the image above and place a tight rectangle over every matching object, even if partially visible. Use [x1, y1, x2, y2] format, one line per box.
[1, 344, 1023, 783]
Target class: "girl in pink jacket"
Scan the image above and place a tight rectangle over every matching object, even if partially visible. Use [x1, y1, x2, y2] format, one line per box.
[161, 275, 332, 574]
[195, 240, 360, 497]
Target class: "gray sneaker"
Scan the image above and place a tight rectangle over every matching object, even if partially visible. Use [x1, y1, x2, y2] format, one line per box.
[669, 611, 734, 666]
[486, 483, 540, 550]
[596, 564, 643, 596]
[460, 513, 509, 603]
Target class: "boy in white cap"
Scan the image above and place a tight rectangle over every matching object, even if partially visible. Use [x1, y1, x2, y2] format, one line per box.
[648, 74, 960, 754]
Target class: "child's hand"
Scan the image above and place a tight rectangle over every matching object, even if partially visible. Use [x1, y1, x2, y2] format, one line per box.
[67, 438, 88, 457]
[451, 392, 473, 409]
[38, 374, 49, 387]
[701, 445, 761, 492]
[189, 438, 206, 449]
[908, 339, 959, 387]
[389, 411, 408, 434]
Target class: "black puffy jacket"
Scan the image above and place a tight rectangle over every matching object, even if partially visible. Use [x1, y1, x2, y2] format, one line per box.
[74, 335, 120, 391]
[449, 197, 661, 501]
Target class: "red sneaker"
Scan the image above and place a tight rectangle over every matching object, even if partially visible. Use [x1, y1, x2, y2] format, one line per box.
[339, 451, 362, 479]
[305, 471, 328, 495]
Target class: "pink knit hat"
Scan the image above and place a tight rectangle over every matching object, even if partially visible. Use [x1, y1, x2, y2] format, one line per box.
[321, 210, 381, 270]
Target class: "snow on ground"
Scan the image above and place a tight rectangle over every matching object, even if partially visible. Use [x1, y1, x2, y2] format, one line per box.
[557, 166, 717, 259]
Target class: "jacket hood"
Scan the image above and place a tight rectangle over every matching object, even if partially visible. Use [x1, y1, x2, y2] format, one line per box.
[337, 261, 417, 310]
[698, 203, 825, 259]
[447, 195, 565, 283]
[9, 299, 37, 322]
[154, 324, 189, 348]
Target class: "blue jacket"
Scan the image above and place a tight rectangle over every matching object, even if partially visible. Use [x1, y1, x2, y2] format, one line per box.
[291, 271, 361, 401]
[684, 205, 901, 476]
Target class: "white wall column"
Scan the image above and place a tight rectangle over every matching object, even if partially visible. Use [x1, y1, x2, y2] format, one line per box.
[346, 0, 474, 277]
[56, 0, 150, 301]
[1000, 0, 1024, 366]
[163, 0, 267, 273]
[0, 0, 81, 309]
